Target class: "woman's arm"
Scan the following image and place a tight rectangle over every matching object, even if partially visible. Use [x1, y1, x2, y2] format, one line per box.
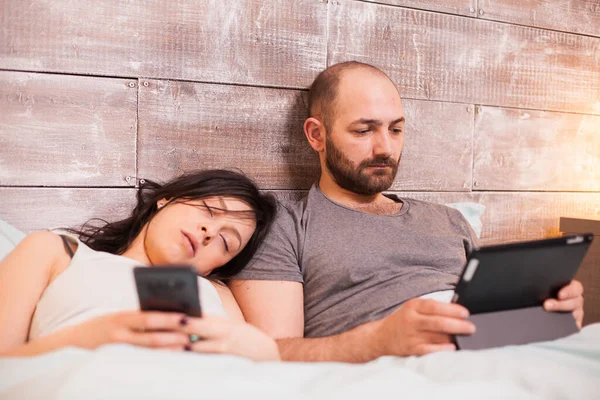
[0, 232, 191, 357]
[0, 231, 67, 354]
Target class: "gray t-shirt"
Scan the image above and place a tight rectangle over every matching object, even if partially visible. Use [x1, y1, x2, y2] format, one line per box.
[235, 184, 480, 338]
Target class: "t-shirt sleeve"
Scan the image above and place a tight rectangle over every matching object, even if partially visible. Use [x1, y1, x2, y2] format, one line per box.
[446, 207, 481, 256]
[232, 203, 304, 283]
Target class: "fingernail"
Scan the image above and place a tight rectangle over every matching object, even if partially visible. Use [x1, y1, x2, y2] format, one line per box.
[469, 325, 476, 334]
[546, 300, 555, 309]
[184, 345, 192, 352]
[180, 317, 188, 326]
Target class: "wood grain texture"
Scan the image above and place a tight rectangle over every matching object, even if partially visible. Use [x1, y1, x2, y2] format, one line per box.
[329, 0, 600, 115]
[0, 188, 137, 233]
[360, 0, 477, 16]
[137, 80, 473, 190]
[137, 80, 318, 189]
[0, 0, 326, 88]
[395, 191, 600, 245]
[0, 71, 137, 187]
[473, 106, 600, 191]
[397, 100, 473, 191]
[479, 0, 600, 38]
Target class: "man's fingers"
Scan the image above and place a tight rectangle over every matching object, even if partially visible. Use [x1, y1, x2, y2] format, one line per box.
[416, 299, 470, 319]
[573, 309, 584, 330]
[544, 296, 584, 313]
[559, 280, 584, 300]
[419, 315, 476, 335]
[414, 342, 456, 356]
[420, 331, 454, 345]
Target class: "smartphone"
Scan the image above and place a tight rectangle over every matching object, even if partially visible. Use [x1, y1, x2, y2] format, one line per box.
[134, 265, 202, 317]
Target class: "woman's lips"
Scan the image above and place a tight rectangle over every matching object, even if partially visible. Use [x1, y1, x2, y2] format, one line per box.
[181, 230, 198, 257]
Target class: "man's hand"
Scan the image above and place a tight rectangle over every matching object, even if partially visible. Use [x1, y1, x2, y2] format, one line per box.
[373, 298, 476, 357]
[544, 280, 584, 329]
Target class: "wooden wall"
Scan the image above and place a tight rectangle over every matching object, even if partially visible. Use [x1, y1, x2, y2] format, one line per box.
[1, 0, 599, 246]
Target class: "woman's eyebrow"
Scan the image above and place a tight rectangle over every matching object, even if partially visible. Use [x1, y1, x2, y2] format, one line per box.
[218, 198, 228, 210]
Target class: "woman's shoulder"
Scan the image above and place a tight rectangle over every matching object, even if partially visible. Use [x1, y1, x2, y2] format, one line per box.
[19, 230, 66, 253]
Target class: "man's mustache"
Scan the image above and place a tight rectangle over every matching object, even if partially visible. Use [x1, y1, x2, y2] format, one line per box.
[360, 157, 397, 168]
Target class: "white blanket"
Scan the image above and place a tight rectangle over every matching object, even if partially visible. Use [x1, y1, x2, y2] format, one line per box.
[1, 324, 599, 400]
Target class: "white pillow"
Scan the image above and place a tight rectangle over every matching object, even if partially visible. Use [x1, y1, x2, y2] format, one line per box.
[0, 219, 26, 262]
[445, 202, 485, 238]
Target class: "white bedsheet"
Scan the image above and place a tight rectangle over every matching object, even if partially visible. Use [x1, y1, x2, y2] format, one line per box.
[1, 324, 599, 400]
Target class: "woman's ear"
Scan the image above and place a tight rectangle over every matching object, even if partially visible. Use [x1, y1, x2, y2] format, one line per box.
[157, 198, 168, 208]
[303, 117, 326, 153]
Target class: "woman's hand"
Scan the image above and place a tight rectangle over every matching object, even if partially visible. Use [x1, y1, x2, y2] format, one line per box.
[63, 310, 191, 350]
[180, 315, 280, 361]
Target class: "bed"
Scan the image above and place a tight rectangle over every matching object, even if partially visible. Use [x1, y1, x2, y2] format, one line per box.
[1, 324, 599, 399]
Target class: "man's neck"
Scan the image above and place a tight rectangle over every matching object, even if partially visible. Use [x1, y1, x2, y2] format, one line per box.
[318, 175, 400, 215]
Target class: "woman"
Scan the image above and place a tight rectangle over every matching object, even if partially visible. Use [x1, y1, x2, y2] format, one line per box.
[0, 169, 279, 361]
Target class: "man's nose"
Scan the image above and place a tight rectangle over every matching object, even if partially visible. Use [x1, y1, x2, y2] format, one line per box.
[372, 130, 393, 157]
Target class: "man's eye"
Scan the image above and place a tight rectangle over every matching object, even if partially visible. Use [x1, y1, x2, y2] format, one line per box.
[391, 128, 403, 134]
[356, 129, 370, 134]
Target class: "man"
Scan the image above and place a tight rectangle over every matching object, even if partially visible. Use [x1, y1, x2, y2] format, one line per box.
[228, 61, 584, 362]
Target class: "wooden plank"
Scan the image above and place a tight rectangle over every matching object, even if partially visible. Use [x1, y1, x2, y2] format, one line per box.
[329, 1, 600, 115]
[0, 0, 326, 88]
[560, 217, 600, 235]
[137, 80, 473, 190]
[0, 71, 137, 187]
[479, 0, 600, 38]
[137, 80, 318, 189]
[400, 191, 600, 245]
[473, 106, 600, 191]
[397, 100, 473, 191]
[0, 188, 137, 233]
[360, 0, 477, 16]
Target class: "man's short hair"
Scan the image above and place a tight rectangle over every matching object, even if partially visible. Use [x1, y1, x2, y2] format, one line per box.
[307, 61, 395, 131]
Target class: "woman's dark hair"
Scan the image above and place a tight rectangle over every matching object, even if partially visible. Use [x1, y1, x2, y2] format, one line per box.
[69, 169, 277, 280]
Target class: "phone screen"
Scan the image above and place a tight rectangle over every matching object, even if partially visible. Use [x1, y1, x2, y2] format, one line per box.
[134, 266, 202, 317]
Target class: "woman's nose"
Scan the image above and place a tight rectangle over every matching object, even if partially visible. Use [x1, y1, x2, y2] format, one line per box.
[199, 224, 216, 245]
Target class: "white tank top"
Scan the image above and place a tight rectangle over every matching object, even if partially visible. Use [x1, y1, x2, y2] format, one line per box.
[29, 232, 227, 340]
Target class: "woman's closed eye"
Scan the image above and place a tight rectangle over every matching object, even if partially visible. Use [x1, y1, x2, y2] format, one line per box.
[219, 234, 230, 253]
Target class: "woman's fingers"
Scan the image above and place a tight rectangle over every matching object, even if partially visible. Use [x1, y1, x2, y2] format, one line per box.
[117, 310, 187, 332]
[179, 315, 232, 340]
[187, 339, 231, 355]
[128, 331, 190, 348]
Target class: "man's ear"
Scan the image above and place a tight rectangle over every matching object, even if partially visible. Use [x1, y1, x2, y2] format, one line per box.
[304, 117, 326, 153]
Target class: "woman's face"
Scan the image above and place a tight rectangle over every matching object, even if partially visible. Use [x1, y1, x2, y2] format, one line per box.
[143, 196, 256, 275]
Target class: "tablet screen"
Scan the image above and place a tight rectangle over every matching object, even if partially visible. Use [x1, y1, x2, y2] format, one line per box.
[452, 234, 593, 314]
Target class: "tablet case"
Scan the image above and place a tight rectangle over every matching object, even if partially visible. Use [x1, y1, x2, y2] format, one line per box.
[455, 306, 578, 350]
[453, 234, 593, 350]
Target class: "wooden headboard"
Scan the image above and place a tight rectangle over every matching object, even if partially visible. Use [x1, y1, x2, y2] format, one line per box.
[1, 0, 599, 246]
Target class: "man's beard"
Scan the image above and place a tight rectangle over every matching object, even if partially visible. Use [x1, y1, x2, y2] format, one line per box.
[325, 137, 401, 196]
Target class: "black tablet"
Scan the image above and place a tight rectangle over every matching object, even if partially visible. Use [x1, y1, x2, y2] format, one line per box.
[452, 233, 594, 315]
